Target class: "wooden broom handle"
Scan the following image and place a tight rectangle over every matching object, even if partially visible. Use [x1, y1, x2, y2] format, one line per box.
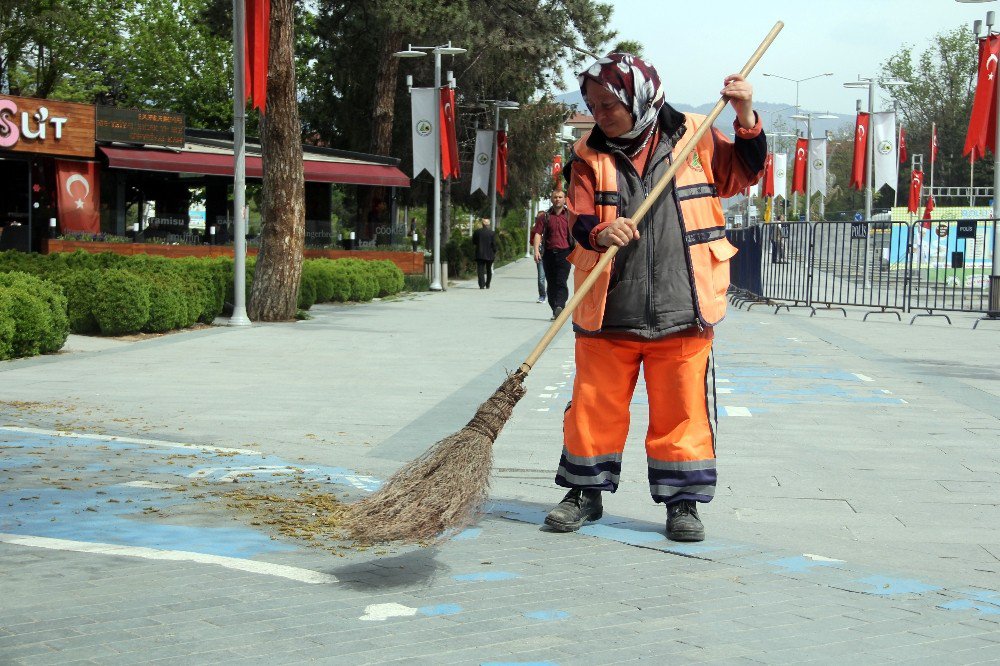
[519, 20, 784, 374]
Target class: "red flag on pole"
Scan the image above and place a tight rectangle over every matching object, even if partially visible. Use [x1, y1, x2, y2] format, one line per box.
[245, 0, 270, 112]
[495, 130, 508, 197]
[899, 127, 907, 164]
[439, 87, 460, 179]
[908, 169, 924, 214]
[922, 194, 935, 221]
[791, 137, 808, 195]
[850, 113, 869, 189]
[964, 33, 1000, 159]
[930, 123, 938, 164]
[762, 152, 775, 197]
[551, 154, 563, 188]
[55, 160, 101, 234]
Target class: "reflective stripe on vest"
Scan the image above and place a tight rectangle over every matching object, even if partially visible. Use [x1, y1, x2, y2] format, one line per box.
[567, 114, 739, 332]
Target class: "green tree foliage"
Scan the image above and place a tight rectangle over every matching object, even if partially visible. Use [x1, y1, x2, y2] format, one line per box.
[881, 24, 984, 204]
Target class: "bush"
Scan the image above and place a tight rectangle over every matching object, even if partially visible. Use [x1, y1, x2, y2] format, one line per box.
[403, 273, 430, 292]
[0, 272, 69, 358]
[369, 260, 404, 297]
[297, 268, 318, 310]
[52, 269, 101, 334]
[144, 272, 189, 333]
[93, 270, 151, 335]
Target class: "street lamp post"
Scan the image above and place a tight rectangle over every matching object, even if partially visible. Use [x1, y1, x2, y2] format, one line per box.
[963, 4, 1000, 316]
[791, 113, 836, 222]
[481, 100, 519, 232]
[762, 72, 833, 219]
[394, 42, 467, 292]
[228, 0, 251, 326]
[844, 76, 907, 288]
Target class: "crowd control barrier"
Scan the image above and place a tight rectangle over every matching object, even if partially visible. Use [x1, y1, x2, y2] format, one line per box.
[725, 219, 997, 325]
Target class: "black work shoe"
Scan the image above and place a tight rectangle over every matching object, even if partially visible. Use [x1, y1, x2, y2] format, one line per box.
[551, 306, 564, 321]
[544, 489, 603, 532]
[666, 500, 705, 542]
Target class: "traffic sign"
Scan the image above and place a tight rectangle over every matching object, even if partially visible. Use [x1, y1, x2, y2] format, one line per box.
[854, 212, 863, 222]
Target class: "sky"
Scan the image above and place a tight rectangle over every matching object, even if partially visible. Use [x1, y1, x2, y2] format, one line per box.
[554, 0, 988, 115]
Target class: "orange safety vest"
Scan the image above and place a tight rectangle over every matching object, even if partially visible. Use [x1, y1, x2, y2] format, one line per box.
[568, 114, 739, 333]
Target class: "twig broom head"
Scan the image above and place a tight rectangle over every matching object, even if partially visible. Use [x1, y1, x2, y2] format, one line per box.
[341, 370, 527, 545]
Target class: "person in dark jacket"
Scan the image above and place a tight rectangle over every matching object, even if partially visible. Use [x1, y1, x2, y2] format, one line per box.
[472, 218, 497, 289]
[543, 53, 765, 542]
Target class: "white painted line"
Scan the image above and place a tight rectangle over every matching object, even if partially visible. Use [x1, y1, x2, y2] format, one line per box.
[803, 553, 845, 563]
[0, 533, 337, 584]
[539, 393, 554, 398]
[717, 378, 731, 384]
[533, 408, 551, 412]
[717, 388, 734, 394]
[544, 386, 558, 391]
[0, 426, 261, 456]
[881, 389, 892, 394]
[120, 481, 181, 490]
[853, 373, 874, 382]
[359, 603, 418, 621]
[723, 406, 752, 417]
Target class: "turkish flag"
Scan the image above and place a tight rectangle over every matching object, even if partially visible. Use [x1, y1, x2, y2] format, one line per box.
[791, 137, 808, 195]
[930, 123, 938, 164]
[899, 127, 907, 164]
[922, 194, 935, 221]
[551, 154, 563, 188]
[439, 87, 460, 179]
[908, 169, 924, 215]
[55, 160, 100, 234]
[245, 0, 270, 112]
[496, 130, 508, 197]
[762, 152, 774, 197]
[850, 113, 869, 190]
[964, 33, 1000, 159]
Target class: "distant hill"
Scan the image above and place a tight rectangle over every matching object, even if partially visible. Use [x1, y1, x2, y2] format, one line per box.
[555, 91, 850, 140]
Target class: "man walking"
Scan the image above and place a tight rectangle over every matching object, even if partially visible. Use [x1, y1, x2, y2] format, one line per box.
[472, 217, 497, 289]
[533, 189, 573, 319]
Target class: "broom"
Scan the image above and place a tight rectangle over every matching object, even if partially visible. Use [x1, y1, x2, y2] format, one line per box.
[341, 21, 785, 545]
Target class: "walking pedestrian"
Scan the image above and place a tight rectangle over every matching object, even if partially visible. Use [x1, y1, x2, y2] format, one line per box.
[544, 52, 766, 542]
[771, 213, 788, 264]
[533, 189, 573, 319]
[472, 218, 497, 289]
[535, 255, 547, 304]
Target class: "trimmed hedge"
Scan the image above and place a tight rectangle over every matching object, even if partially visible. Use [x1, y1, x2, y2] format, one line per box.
[0, 251, 409, 355]
[0, 271, 69, 360]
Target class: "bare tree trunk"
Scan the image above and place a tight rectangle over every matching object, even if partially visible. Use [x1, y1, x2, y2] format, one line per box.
[248, 0, 304, 321]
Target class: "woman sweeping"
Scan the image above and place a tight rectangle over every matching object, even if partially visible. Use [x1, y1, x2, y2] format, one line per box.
[545, 53, 766, 541]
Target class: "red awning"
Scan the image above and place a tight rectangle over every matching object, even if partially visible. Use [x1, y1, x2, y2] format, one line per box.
[99, 146, 410, 187]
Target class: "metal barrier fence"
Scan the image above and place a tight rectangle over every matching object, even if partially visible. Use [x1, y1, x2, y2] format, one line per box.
[725, 219, 997, 322]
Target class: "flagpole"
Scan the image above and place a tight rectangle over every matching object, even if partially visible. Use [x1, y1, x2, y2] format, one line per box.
[894, 104, 901, 209]
[929, 122, 936, 201]
[992, 33, 1000, 317]
[229, 0, 251, 326]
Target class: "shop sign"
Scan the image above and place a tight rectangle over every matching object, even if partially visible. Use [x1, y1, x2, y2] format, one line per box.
[0, 95, 95, 157]
[96, 106, 185, 147]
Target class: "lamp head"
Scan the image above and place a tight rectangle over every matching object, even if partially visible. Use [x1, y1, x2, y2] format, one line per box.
[393, 45, 426, 58]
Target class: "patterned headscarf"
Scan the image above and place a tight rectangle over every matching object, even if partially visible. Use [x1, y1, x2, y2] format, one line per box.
[578, 53, 665, 156]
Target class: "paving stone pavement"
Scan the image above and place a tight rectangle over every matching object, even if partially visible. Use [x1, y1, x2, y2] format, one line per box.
[1, 257, 999, 664]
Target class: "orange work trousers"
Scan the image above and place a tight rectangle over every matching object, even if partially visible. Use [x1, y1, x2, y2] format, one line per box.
[556, 329, 718, 504]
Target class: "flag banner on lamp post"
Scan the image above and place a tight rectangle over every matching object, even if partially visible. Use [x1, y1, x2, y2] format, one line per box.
[245, 0, 270, 112]
[762, 152, 774, 197]
[748, 181, 760, 198]
[964, 33, 1000, 159]
[922, 194, 936, 220]
[930, 123, 938, 164]
[552, 154, 563, 187]
[809, 137, 827, 197]
[439, 88, 460, 179]
[872, 112, 897, 191]
[495, 129, 509, 197]
[773, 153, 787, 200]
[792, 138, 808, 195]
[470, 129, 493, 195]
[908, 169, 924, 214]
[55, 159, 101, 234]
[850, 112, 869, 189]
[899, 126, 908, 164]
[410, 88, 436, 179]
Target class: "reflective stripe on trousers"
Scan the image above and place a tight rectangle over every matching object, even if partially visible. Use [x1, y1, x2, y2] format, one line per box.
[555, 329, 718, 504]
